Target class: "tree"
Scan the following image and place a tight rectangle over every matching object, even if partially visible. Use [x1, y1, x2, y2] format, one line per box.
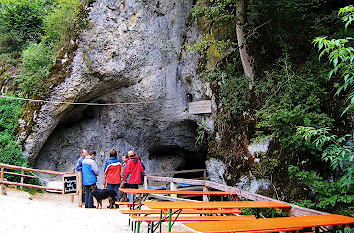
[236, 0, 255, 89]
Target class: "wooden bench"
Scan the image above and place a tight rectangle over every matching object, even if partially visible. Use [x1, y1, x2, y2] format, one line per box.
[132, 215, 256, 233]
[131, 215, 256, 223]
[115, 201, 134, 205]
[182, 214, 354, 233]
[120, 209, 242, 215]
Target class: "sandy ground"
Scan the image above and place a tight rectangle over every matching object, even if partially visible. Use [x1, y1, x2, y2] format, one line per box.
[0, 187, 190, 233]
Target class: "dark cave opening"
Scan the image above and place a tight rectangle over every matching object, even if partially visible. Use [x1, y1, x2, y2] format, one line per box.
[148, 145, 207, 179]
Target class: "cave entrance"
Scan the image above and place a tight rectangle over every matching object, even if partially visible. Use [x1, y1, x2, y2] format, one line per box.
[148, 145, 207, 179]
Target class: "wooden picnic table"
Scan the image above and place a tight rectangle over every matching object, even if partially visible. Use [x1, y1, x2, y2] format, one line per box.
[182, 214, 354, 233]
[143, 201, 291, 233]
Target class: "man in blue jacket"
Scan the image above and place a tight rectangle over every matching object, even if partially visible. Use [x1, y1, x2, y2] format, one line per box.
[82, 150, 99, 208]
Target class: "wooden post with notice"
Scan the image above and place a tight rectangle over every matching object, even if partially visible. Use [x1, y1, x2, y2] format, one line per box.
[77, 171, 83, 208]
[1, 167, 6, 195]
[71, 168, 75, 203]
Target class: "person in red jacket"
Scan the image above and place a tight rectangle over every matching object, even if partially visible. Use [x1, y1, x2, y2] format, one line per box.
[104, 149, 122, 201]
[123, 150, 144, 202]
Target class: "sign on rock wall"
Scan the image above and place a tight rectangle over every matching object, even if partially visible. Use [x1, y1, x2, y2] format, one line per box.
[188, 100, 212, 115]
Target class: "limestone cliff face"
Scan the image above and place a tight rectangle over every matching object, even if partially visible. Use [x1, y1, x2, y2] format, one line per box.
[24, 0, 213, 184]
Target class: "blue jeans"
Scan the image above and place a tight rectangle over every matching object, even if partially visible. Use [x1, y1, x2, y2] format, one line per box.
[125, 183, 138, 202]
[106, 183, 120, 201]
[84, 184, 96, 208]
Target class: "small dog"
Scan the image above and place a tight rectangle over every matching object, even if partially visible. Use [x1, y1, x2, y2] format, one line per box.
[91, 188, 117, 209]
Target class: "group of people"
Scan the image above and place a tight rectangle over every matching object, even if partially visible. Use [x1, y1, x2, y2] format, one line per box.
[76, 148, 145, 208]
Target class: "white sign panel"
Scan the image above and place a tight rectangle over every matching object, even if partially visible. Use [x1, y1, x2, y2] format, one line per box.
[188, 100, 212, 115]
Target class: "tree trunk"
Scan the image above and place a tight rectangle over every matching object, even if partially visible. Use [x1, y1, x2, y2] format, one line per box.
[236, 0, 255, 90]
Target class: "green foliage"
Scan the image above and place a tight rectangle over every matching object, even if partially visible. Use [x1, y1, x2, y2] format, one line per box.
[0, 97, 26, 167]
[199, 65, 249, 115]
[255, 55, 333, 151]
[0, 0, 49, 52]
[289, 165, 353, 211]
[195, 120, 208, 146]
[297, 126, 353, 189]
[251, 155, 278, 179]
[14, 42, 53, 96]
[43, 0, 82, 50]
[313, 5, 354, 114]
[191, 0, 237, 28]
[0, 0, 86, 170]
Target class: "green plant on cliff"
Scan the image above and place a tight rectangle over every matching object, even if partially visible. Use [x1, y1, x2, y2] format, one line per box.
[0, 0, 49, 52]
[0, 0, 87, 167]
[0, 97, 26, 167]
[255, 54, 333, 152]
[42, 0, 81, 50]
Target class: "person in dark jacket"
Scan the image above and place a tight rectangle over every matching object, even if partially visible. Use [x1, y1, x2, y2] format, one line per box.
[82, 150, 99, 208]
[123, 150, 144, 202]
[104, 149, 122, 201]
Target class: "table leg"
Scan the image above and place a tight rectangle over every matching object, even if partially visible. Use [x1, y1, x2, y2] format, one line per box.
[137, 222, 141, 233]
[159, 210, 162, 233]
[150, 222, 154, 233]
[168, 209, 172, 232]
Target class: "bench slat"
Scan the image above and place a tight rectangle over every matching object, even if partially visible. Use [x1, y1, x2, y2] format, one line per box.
[120, 209, 242, 215]
[131, 215, 256, 222]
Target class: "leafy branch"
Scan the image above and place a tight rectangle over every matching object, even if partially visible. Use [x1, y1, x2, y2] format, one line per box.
[297, 126, 353, 189]
[313, 5, 353, 114]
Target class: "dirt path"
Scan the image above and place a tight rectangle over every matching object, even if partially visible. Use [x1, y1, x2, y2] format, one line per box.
[0, 188, 189, 233]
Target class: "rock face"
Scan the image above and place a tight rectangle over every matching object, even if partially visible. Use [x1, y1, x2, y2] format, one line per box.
[25, 0, 213, 184]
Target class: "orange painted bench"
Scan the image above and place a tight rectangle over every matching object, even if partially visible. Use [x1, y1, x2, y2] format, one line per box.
[116, 201, 134, 205]
[120, 209, 242, 215]
[133, 215, 256, 233]
[131, 215, 256, 222]
[182, 214, 354, 233]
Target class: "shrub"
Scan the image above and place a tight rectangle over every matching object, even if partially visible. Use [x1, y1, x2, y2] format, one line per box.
[43, 0, 81, 50]
[0, 0, 48, 51]
[0, 97, 26, 167]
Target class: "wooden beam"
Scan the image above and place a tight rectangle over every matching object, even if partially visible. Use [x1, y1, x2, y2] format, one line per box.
[149, 169, 207, 176]
[0, 163, 68, 176]
[0, 180, 62, 192]
[4, 171, 36, 179]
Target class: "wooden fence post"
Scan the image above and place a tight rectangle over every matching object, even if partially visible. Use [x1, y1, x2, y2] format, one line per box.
[20, 170, 24, 190]
[1, 167, 6, 195]
[170, 181, 177, 198]
[203, 186, 209, 202]
[143, 175, 148, 189]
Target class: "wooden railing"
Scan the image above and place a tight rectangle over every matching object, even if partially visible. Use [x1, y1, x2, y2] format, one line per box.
[148, 169, 207, 178]
[0, 163, 72, 195]
[144, 175, 328, 217]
